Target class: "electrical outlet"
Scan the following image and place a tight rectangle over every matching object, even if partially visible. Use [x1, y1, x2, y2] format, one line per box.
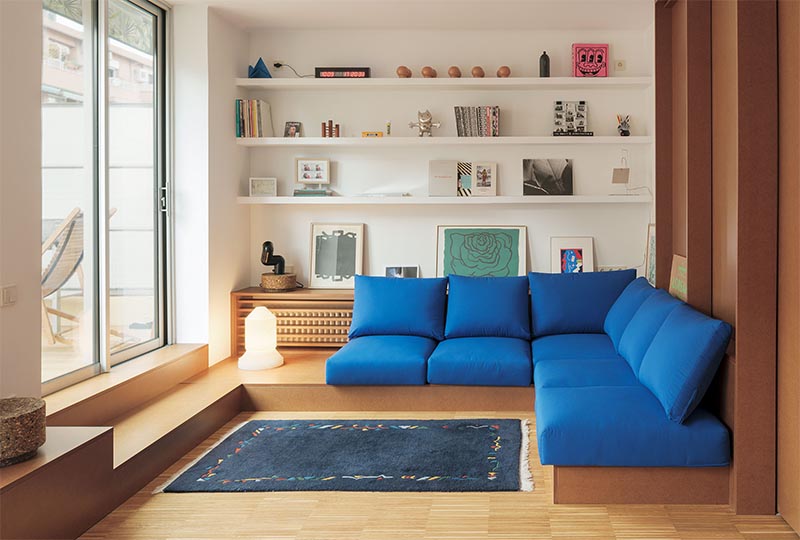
[0, 285, 18, 307]
[615, 59, 626, 72]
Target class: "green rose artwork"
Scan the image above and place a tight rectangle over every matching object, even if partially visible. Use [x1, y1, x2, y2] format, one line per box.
[442, 227, 522, 277]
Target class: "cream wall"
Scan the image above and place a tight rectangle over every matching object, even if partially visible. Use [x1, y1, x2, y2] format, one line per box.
[0, 0, 43, 398]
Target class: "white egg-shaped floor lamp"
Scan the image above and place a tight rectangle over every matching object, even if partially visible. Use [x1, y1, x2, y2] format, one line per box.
[238, 306, 284, 370]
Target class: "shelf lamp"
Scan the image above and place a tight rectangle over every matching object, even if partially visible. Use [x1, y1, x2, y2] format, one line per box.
[238, 306, 284, 370]
[611, 149, 631, 195]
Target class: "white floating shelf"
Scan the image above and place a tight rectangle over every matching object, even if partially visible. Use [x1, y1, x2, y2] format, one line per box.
[237, 195, 652, 206]
[236, 136, 652, 147]
[235, 76, 652, 91]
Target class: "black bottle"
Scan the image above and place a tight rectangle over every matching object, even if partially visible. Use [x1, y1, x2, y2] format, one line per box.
[539, 51, 550, 77]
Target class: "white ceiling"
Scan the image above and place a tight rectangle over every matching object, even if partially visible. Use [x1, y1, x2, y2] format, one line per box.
[169, 0, 654, 31]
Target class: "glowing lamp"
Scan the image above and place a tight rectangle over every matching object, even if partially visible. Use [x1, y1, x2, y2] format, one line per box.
[238, 306, 284, 370]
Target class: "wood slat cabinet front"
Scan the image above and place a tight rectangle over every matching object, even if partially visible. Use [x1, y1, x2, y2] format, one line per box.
[231, 288, 354, 356]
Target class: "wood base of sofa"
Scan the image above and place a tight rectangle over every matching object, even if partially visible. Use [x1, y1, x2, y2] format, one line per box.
[553, 465, 730, 504]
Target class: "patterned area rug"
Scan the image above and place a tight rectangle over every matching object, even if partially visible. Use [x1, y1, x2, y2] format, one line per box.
[163, 419, 532, 492]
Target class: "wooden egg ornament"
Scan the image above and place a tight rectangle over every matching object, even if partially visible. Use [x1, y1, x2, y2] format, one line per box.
[396, 65, 412, 78]
[497, 65, 511, 78]
[421, 66, 438, 78]
[471, 66, 485, 78]
[448, 66, 462, 78]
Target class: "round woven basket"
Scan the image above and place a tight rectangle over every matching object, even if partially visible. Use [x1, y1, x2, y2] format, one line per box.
[260, 272, 297, 292]
[0, 397, 46, 467]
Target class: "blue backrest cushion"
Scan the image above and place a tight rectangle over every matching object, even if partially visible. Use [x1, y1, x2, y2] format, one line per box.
[604, 277, 658, 349]
[639, 304, 733, 423]
[445, 275, 531, 339]
[528, 269, 636, 337]
[618, 289, 683, 374]
[349, 275, 448, 340]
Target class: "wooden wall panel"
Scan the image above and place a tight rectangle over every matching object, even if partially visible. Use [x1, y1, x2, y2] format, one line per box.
[777, 0, 800, 532]
[670, 0, 688, 259]
[655, 1, 673, 290]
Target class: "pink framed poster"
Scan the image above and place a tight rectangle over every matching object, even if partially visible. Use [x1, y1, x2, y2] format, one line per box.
[572, 43, 609, 77]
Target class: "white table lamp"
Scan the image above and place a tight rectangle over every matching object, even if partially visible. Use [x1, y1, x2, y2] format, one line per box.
[238, 306, 284, 370]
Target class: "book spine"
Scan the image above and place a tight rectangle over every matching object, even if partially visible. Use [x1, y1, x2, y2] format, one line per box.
[235, 99, 240, 137]
[455, 107, 462, 137]
[257, 100, 262, 138]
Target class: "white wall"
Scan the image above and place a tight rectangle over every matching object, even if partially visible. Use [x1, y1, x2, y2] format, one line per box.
[207, 9, 251, 364]
[173, 4, 210, 347]
[0, 0, 43, 398]
[243, 29, 654, 283]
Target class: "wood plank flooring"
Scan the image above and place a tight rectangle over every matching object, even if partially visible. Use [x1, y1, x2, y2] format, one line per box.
[81, 411, 798, 540]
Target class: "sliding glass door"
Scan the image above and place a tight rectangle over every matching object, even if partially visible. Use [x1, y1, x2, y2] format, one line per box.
[41, 0, 168, 393]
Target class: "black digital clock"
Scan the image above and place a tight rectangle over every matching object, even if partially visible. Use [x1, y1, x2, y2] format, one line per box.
[314, 67, 371, 79]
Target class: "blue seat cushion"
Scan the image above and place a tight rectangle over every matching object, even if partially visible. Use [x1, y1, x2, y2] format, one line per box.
[325, 335, 437, 385]
[348, 275, 448, 340]
[528, 270, 636, 337]
[535, 386, 730, 467]
[639, 305, 733, 423]
[445, 275, 531, 340]
[534, 357, 637, 388]
[531, 334, 618, 365]
[427, 337, 532, 387]
[618, 289, 683, 375]
[604, 277, 657, 350]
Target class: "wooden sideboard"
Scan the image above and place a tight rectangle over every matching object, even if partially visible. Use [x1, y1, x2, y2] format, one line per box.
[231, 287, 353, 356]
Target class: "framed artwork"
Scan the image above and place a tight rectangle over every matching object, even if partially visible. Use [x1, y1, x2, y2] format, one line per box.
[385, 266, 420, 278]
[550, 237, 594, 273]
[645, 223, 656, 285]
[669, 254, 688, 301]
[553, 100, 590, 135]
[249, 177, 277, 197]
[284, 121, 302, 137]
[457, 162, 472, 197]
[309, 223, 364, 289]
[523, 159, 573, 196]
[296, 158, 330, 185]
[572, 43, 608, 77]
[471, 162, 497, 196]
[436, 225, 527, 277]
[428, 160, 458, 197]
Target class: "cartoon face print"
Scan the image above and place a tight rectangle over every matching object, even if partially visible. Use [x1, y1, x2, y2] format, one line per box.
[575, 46, 607, 76]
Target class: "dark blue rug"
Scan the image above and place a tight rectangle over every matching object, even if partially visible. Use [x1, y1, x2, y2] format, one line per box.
[164, 419, 530, 492]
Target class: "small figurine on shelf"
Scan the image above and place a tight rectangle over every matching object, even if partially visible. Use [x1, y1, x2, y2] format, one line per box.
[396, 65, 412, 78]
[539, 51, 550, 77]
[617, 115, 631, 136]
[421, 66, 438, 78]
[248, 57, 272, 79]
[448, 66, 462, 78]
[496, 66, 511, 78]
[409, 110, 441, 137]
[260, 241, 297, 292]
[321, 119, 341, 137]
[471, 66, 485, 78]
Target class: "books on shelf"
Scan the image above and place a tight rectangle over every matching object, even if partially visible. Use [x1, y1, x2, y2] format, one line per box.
[293, 188, 333, 197]
[235, 99, 274, 138]
[454, 106, 500, 137]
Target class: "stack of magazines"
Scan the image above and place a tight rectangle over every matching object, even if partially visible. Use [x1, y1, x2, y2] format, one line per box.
[454, 106, 500, 137]
[293, 188, 332, 197]
[235, 99, 272, 138]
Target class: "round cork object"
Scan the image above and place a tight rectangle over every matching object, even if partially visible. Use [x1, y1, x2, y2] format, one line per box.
[260, 272, 297, 292]
[0, 398, 46, 467]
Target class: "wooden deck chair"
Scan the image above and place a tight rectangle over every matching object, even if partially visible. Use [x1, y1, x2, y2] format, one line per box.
[41, 208, 84, 345]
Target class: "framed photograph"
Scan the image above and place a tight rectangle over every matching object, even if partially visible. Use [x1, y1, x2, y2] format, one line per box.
[249, 177, 277, 197]
[550, 237, 594, 273]
[471, 162, 497, 196]
[553, 100, 591, 135]
[296, 158, 330, 185]
[645, 223, 656, 285]
[669, 254, 688, 301]
[309, 223, 364, 289]
[457, 162, 472, 197]
[284, 121, 302, 137]
[572, 43, 608, 77]
[436, 225, 526, 277]
[523, 159, 573, 196]
[385, 266, 420, 278]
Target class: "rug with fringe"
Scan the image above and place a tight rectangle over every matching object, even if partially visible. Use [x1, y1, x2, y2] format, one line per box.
[163, 419, 533, 492]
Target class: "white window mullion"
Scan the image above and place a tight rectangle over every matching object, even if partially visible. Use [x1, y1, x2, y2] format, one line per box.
[96, 0, 111, 373]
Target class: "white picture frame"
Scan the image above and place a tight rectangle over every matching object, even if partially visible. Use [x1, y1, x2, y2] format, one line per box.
[296, 158, 330, 185]
[550, 236, 595, 273]
[309, 223, 364, 289]
[471, 162, 497, 196]
[249, 177, 277, 197]
[385, 265, 420, 278]
[436, 225, 527, 277]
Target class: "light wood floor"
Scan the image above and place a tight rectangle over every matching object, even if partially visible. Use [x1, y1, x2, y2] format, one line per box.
[81, 411, 798, 540]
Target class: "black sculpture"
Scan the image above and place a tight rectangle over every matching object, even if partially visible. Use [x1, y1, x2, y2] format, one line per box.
[261, 241, 285, 274]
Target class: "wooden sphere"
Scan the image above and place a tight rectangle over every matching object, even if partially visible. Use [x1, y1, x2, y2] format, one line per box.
[497, 65, 511, 78]
[471, 66, 485, 78]
[447, 66, 462, 78]
[421, 66, 438, 78]
[396, 65, 412, 78]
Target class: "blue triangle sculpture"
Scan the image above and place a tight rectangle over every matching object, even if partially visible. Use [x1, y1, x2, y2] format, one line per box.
[248, 57, 272, 79]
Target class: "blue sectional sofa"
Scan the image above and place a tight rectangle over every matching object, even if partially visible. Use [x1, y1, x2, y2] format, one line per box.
[325, 271, 733, 469]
